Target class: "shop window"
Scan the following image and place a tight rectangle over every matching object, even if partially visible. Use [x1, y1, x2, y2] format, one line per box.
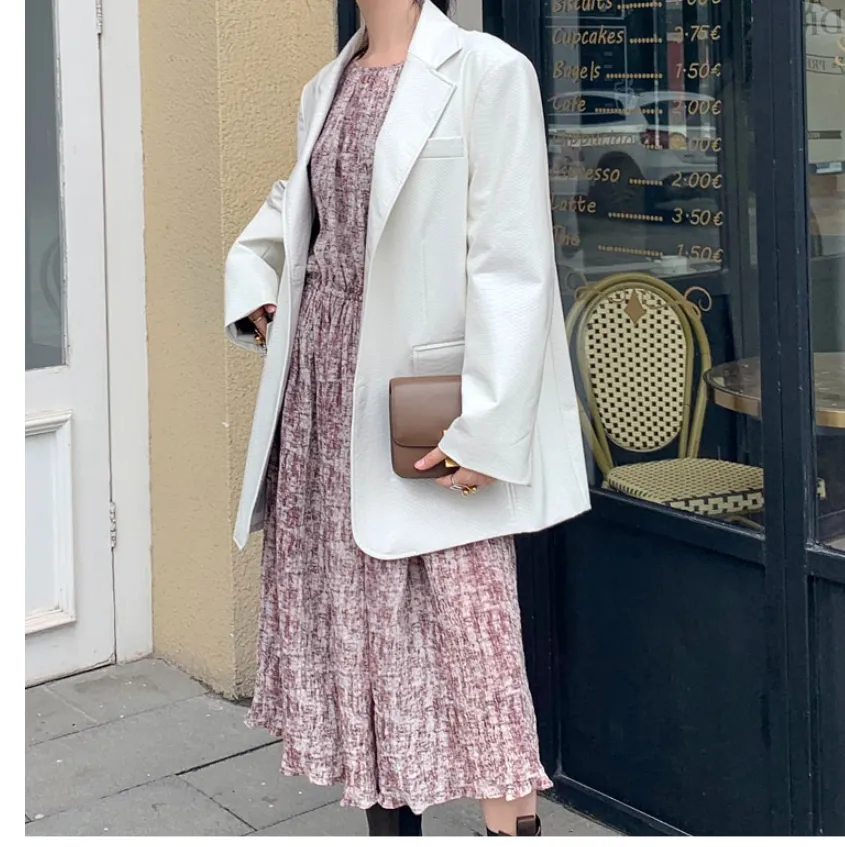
[804, 0, 845, 550]
[544, 0, 766, 529]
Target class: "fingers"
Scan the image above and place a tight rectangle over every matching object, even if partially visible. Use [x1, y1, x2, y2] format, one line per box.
[415, 447, 447, 472]
[434, 469, 493, 490]
[248, 306, 273, 342]
[252, 314, 269, 340]
[451, 469, 489, 489]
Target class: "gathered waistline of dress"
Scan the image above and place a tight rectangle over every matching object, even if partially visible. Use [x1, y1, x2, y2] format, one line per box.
[302, 273, 364, 304]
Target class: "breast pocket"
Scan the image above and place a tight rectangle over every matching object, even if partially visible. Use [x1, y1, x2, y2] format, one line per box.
[418, 136, 465, 160]
[412, 340, 465, 376]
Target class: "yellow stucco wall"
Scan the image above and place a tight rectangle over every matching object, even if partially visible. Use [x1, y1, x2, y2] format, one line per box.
[139, 0, 336, 696]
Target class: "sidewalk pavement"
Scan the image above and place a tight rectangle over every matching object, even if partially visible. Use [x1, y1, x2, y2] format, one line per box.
[25, 659, 619, 837]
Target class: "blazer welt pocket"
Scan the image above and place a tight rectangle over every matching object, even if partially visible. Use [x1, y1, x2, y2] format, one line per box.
[412, 340, 465, 376]
[418, 136, 465, 159]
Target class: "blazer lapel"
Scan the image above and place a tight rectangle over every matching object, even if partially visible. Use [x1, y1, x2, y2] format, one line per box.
[288, 1, 462, 271]
[366, 1, 462, 264]
[366, 59, 456, 265]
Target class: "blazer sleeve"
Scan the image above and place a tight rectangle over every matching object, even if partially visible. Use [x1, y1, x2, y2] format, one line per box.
[224, 178, 287, 352]
[224, 91, 308, 352]
[438, 51, 555, 485]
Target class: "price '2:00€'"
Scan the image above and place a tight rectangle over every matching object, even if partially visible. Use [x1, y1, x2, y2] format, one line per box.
[670, 172, 724, 189]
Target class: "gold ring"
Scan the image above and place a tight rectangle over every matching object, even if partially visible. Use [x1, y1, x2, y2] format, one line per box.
[254, 331, 266, 347]
[461, 485, 478, 497]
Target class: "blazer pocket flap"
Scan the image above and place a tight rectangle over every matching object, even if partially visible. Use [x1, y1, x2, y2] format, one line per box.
[412, 340, 465, 376]
[418, 136, 465, 159]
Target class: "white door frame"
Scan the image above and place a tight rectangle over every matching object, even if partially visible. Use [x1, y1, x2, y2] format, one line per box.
[100, 0, 152, 663]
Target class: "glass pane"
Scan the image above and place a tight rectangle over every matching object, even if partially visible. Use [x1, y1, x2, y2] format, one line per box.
[26, 0, 65, 370]
[805, 0, 845, 550]
[544, 0, 764, 530]
[453, 0, 484, 30]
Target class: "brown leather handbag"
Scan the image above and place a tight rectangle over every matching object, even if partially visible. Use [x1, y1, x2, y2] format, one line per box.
[388, 375, 462, 478]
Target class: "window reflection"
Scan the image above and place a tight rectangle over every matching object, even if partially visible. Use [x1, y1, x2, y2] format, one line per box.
[26, 0, 65, 370]
[545, 0, 765, 529]
[805, 0, 845, 550]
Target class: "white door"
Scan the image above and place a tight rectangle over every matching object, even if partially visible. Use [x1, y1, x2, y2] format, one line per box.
[26, 0, 114, 685]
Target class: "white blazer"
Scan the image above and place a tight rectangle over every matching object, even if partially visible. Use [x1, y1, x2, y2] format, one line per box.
[224, 0, 590, 558]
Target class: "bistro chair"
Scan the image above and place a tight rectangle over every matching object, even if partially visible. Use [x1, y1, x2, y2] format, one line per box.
[564, 272, 765, 520]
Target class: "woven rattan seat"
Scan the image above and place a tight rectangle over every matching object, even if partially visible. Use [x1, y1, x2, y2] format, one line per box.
[604, 458, 764, 516]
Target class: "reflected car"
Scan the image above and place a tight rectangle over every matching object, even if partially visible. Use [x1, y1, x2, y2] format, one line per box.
[636, 91, 721, 202]
[547, 90, 648, 218]
[547, 90, 721, 219]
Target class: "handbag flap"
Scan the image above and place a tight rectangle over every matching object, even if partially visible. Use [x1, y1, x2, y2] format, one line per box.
[389, 376, 462, 448]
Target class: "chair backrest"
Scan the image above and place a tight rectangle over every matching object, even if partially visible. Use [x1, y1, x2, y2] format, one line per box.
[564, 272, 712, 476]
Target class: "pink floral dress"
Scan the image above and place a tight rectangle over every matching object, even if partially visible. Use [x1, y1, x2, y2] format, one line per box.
[246, 59, 552, 815]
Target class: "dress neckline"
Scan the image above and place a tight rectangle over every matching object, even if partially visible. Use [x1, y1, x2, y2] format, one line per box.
[350, 59, 405, 73]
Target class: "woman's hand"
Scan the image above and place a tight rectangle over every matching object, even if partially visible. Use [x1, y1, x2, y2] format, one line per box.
[248, 304, 276, 343]
[415, 448, 496, 493]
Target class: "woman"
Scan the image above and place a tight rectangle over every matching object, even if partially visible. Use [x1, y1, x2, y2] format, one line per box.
[224, 0, 590, 836]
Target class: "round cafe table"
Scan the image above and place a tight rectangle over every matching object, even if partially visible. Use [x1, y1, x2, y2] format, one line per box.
[704, 352, 845, 430]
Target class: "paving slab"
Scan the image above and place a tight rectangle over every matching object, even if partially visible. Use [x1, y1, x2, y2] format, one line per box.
[26, 686, 96, 746]
[25, 695, 274, 819]
[25, 659, 621, 838]
[412, 798, 483, 835]
[538, 796, 621, 837]
[45, 659, 206, 725]
[430, 796, 618, 837]
[183, 743, 342, 830]
[250, 802, 482, 838]
[424, 800, 484, 836]
[247, 796, 609, 838]
[23, 776, 251, 837]
[250, 802, 369, 837]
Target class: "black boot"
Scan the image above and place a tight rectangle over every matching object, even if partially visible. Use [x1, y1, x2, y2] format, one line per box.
[365, 804, 423, 836]
[486, 815, 542, 836]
